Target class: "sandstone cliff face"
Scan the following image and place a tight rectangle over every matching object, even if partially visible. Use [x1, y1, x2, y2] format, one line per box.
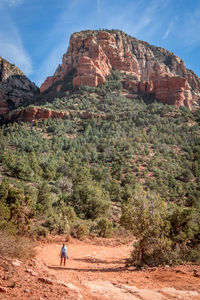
[40, 30, 200, 109]
[3, 106, 108, 123]
[0, 57, 39, 115]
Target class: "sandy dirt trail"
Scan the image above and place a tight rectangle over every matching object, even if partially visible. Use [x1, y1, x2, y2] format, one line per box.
[36, 238, 200, 299]
[37, 238, 132, 282]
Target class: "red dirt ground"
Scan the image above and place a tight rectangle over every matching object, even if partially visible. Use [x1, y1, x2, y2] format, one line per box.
[1, 237, 200, 299]
[36, 237, 200, 299]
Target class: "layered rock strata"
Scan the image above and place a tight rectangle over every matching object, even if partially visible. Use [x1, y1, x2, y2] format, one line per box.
[41, 30, 200, 109]
[0, 57, 39, 115]
[3, 106, 109, 123]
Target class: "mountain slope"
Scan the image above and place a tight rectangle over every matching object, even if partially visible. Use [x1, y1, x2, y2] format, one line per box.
[0, 57, 39, 115]
[0, 30, 200, 266]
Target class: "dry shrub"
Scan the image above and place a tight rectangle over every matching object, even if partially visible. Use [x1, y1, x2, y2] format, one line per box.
[70, 222, 88, 240]
[0, 231, 36, 259]
[95, 218, 113, 238]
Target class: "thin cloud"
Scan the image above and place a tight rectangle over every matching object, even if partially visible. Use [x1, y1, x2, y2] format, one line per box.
[35, 41, 66, 86]
[163, 21, 174, 40]
[35, 0, 82, 86]
[97, 0, 100, 17]
[0, 33, 32, 75]
[0, 10, 32, 75]
[0, 0, 23, 7]
[180, 7, 200, 47]
[104, 0, 166, 39]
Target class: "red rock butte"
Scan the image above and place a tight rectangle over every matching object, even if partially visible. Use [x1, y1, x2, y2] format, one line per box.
[40, 30, 200, 109]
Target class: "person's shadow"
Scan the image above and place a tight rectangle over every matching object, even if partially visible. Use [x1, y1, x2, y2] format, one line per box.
[48, 265, 128, 272]
[48, 257, 131, 272]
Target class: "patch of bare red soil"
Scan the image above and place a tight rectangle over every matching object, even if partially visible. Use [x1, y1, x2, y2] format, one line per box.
[1, 237, 200, 299]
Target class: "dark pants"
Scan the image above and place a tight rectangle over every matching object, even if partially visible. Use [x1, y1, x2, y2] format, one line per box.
[60, 253, 67, 266]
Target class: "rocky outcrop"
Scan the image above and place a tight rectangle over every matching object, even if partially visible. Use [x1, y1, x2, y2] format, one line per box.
[83, 280, 199, 300]
[40, 30, 200, 109]
[153, 76, 189, 108]
[0, 99, 9, 115]
[3, 106, 109, 123]
[124, 76, 190, 108]
[0, 57, 39, 115]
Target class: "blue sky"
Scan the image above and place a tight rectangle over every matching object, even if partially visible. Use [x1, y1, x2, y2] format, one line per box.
[1, 0, 200, 87]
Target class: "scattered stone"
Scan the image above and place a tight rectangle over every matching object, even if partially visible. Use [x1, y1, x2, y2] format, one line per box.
[158, 287, 199, 299]
[33, 259, 48, 271]
[38, 277, 53, 285]
[175, 269, 187, 274]
[0, 286, 7, 293]
[12, 259, 22, 267]
[148, 267, 157, 272]
[193, 273, 200, 278]
[26, 268, 37, 276]
[58, 281, 82, 299]
[122, 284, 166, 300]
[28, 260, 35, 267]
[83, 280, 150, 300]
[83, 280, 199, 300]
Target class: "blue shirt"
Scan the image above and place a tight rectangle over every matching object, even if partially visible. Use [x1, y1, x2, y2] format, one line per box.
[61, 245, 67, 255]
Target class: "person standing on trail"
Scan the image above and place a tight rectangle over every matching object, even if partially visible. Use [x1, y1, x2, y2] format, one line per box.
[60, 243, 68, 266]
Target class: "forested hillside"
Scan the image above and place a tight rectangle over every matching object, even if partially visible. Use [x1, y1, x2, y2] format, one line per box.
[0, 70, 200, 266]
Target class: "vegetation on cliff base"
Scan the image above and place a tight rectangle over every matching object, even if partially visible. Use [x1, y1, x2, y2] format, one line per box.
[121, 186, 200, 266]
[0, 70, 200, 264]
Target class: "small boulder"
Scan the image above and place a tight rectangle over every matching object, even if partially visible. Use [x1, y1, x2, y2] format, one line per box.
[26, 268, 37, 276]
[38, 277, 53, 285]
[0, 286, 7, 293]
[58, 281, 83, 299]
[12, 259, 22, 267]
[193, 268, 198, 273]
[175, 269, 186, 274]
